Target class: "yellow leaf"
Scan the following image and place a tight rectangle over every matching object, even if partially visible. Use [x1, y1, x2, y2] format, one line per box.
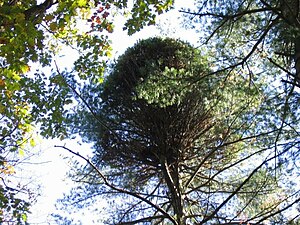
[29, 138, 36, 147]
[77, 0, 87, 7]
[6, 164, 15, 174]
[105, 50, 112, 58]
[12, 72, 21, 81]
[19, 148, 25, 157]
[20, 65, 30, 74]
[98, 77, 104, 83]
[5, 90, 12, 98]
[0, 162, 15, 175]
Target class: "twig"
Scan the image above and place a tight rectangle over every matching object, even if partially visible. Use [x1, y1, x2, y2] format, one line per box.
[55, 145, 177, 225]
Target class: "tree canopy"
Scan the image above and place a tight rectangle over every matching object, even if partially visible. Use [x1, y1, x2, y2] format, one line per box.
[58, 37, 299, 224]
[0, 0, 174, 223]
[181, 0, 300, 88]
[1, 0, 299, 224]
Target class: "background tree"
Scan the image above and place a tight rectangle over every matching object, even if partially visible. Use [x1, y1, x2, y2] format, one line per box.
[181, 2, 300, 222]
[0, 0, 175, 222]
[56, 37, 299, 224]
[181, 0, 300, 86]
[180, 0, 300, 148]
[0, 150, 38, 224]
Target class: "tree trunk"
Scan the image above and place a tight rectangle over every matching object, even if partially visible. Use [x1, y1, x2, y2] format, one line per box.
[280, 0, 300, 86]
[161, 157, 185, 225]
[294, 36, 300, 86]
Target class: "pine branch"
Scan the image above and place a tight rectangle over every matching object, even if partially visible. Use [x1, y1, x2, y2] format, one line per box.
[55, 145, 177, 225]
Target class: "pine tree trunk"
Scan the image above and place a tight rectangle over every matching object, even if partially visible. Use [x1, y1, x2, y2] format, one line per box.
[161, 157, 186, 225]
[294, 36, 300, 86]
[281, 0, 300, 86]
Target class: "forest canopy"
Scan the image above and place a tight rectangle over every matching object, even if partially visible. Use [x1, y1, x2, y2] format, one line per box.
[0, 0, 174, 223]
[57, 37, 300, 224]
[0, 0, 299, 224]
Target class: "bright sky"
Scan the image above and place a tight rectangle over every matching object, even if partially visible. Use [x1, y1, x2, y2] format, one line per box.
[25, 2, 200, 224]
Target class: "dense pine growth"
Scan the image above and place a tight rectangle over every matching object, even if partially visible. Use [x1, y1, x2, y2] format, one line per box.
[58, 37, 299, 224]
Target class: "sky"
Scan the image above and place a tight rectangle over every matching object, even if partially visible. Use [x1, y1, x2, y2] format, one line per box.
[25, 1, 200, 224]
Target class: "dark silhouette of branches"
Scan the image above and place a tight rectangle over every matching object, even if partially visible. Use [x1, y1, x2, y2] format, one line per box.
[57, 37, 299, 224]
[55, 145, 177, 224]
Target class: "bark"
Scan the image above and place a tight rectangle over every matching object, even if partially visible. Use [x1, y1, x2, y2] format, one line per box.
[24, 0, 56, 21]
[161, 157, 185, 225]
[280, 0, 300, 86]
[294, 36, 300, 86]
